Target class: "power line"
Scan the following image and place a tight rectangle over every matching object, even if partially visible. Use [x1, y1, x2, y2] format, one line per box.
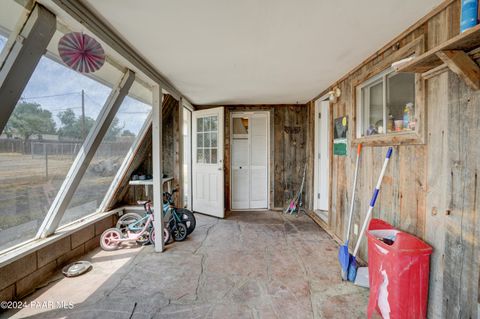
[83, 92, 105, 108]
[21, 92, 80, 100]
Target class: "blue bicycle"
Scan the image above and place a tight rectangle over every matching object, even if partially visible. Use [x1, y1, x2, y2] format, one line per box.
[116, 190, 194, 243]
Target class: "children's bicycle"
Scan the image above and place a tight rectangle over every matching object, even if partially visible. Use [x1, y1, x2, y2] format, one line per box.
[116, 189, 194, 242]
[100, 201, 170, 251]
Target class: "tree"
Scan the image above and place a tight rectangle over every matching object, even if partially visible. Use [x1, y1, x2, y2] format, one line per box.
[5, 102, 56, 141]
[57, 108, 95, 141]
[57, 108, 123, 141]
[121, 129, 135, 137]
[105, 117, 123, 141]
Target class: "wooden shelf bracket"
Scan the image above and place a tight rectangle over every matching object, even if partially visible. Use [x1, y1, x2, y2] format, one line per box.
[436, 50, 480, 90]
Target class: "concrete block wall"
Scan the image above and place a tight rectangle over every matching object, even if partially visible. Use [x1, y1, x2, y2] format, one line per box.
[0, 215, 115, 302]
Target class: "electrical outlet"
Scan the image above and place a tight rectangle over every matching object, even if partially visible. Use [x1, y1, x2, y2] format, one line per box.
[354, 224, 359, 235]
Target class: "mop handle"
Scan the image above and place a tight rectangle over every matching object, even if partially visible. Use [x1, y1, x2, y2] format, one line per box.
[352, 147, 393, 257]
[346, 143, 362, 242]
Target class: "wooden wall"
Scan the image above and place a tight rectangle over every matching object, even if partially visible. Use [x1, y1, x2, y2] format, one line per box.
[311, 0, 479, 317]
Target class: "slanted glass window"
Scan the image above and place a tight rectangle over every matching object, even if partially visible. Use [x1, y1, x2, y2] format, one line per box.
[0, 56, 111, 251]
[196, 115, 218, 164]
[60, 94, 151, 226]
[357, 68, 416, 137]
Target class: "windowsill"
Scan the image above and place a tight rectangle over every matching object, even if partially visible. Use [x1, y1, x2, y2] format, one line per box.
[0, 207, 124, 269]
[352, 130, 425, 147]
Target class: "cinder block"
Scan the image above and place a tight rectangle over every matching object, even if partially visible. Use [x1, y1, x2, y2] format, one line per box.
[0, 253, 37, 290]
[95, 216, 114, 236]
[37, 237, 71, 268]
[71, 225, 95, 249]
[16, 260, 57, 298]
[56, 244, 85, 267]
[85, 235, 101, 252]
[0, 284, 15, 302]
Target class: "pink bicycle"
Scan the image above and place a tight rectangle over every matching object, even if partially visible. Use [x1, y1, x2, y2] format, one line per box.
[100, 201, 170, 251]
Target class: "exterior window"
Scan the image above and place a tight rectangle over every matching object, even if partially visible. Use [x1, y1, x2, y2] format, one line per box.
[0, 56, 111, 251]
[357, 68, 415, 138]
[196, 115, 218, 164]
[60, 94, 151, 226]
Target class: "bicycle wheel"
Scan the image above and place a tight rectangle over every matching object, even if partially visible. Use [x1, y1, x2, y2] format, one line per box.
[176, 208, 196, 235]
[135, 226, 151, 245]
[172, 222, 188, 242]
[149, 228, 171, 246]
[100, 228, 122, 251]
[116, 212, 143, 235]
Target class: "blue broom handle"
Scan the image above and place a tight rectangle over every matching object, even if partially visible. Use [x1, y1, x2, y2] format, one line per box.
[353, 147, 393, 257]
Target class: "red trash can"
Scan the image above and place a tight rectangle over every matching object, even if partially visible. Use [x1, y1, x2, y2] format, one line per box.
[366, 219, 433, 319]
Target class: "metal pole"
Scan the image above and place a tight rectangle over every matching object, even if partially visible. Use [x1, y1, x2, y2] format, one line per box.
[81, 89, 86, 140]
[44, 143, 48, 179]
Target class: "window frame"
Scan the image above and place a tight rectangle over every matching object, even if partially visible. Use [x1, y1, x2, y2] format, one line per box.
[352, 36, 426, 147]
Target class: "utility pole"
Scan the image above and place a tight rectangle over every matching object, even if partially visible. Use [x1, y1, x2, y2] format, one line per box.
[81, 89, 86, 140]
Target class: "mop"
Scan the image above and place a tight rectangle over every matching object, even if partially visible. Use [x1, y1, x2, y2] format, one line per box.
[338, 144, 362, 280]
[348, 147, 393, 282]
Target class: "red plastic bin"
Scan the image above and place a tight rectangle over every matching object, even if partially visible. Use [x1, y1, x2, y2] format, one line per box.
[366, 219, 433, 319]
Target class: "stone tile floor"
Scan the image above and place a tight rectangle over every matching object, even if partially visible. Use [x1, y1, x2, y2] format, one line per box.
[3, 211, 369, 318]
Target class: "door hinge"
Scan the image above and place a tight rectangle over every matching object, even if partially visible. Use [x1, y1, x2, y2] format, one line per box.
[318, 112, 321, 119]
[318, 153, 321, 159]
[317, 193, 320, 199]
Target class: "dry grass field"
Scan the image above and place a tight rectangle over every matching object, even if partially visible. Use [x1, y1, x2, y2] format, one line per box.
[0, 153, 120, 251]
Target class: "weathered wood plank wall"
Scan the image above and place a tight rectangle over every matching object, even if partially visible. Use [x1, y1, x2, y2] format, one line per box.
[311, 0, 478, 317]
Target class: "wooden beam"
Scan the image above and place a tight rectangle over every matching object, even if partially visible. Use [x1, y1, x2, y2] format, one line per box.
[0, 4, 56, 134]
[178, 97, 185, 208]
[437, 50, 480, 90]
[152, 85, 165, 252]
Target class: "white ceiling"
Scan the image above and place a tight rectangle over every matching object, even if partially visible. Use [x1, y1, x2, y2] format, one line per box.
[83, 0, 442, 105]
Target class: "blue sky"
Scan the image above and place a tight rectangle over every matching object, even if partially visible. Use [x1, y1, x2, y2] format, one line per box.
[0, 34, 150, 135]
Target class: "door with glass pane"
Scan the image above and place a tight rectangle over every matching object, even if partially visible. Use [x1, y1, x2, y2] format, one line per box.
[192, 107, 224, 217]
[231, 112, 268, 210]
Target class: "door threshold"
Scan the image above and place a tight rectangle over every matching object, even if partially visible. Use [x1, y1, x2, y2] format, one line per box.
[315, 209, 328, 223]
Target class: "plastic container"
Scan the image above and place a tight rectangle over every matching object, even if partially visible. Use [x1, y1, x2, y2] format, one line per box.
[460, 0, 479, 33]
[366, 219, 433, 319]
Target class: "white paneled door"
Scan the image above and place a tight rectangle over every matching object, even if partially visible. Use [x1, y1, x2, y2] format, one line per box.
[231, 112, 268, 210]
[315, 100, 330, 212]
[192, 107, 224, 218]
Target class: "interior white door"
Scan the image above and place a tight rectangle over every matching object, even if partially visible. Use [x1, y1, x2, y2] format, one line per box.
[192, 107, 224, 218]
[231, 113, 268, 210]
[249, 114, 268, 209]
[316, 100, 330, 211]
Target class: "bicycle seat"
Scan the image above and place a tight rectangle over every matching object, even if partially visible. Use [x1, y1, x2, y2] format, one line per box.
[137, 200, 151, 205]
